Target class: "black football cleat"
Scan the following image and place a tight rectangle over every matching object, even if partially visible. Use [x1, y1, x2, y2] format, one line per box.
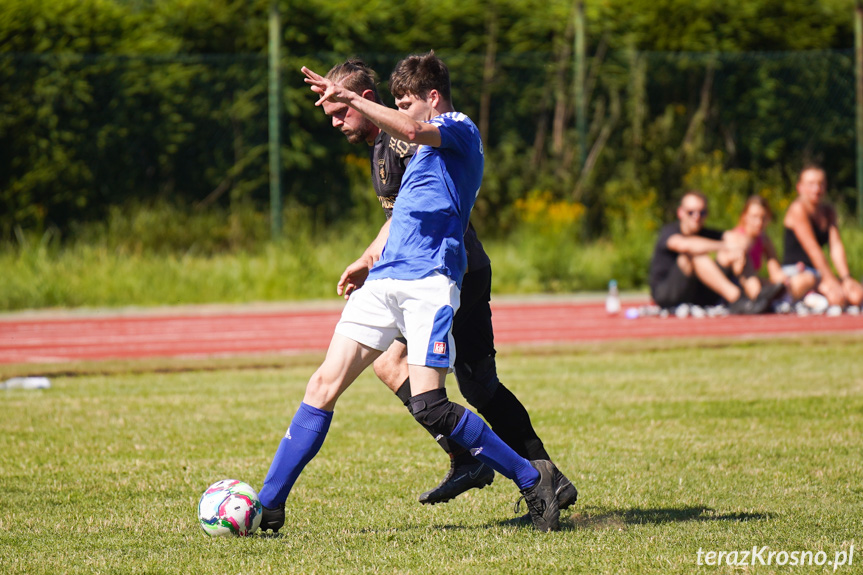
[259, 504, 285, 533]
[419, 458, 495, 505]
[514, 460, 560, 532]
[551, 463, 578, 510]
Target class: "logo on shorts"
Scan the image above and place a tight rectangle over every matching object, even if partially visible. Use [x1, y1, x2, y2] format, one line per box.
[433, 341, 446, 355]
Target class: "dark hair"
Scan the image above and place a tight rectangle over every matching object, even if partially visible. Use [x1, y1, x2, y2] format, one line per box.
[738, 195, 773, 224]
[388, 50, 452, 103]
[325, 59, 381, 104]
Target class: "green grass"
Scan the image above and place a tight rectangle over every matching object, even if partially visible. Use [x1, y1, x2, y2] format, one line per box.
[1, 337, 861, 574]
[3, 201, 863, 310]
[0, 233, 637, 310]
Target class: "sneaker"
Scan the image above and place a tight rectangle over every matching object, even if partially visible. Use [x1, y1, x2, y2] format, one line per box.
[772, 299, 792, 314]
[551, 463, 578, 510]
[729, 283, 784, 315]
[514, 460, 560, 532]
[418, 458, 495, 505]
[707, 305, 729, 317]
[803, 291, 829, 313]
[754, 283, 786, 312]
[259, 504, 285, 533]
[728, 295, 757, 315]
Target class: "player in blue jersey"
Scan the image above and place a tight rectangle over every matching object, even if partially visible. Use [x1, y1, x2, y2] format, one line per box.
[258, 52, 563, 532]
[321, 59, 576, 511]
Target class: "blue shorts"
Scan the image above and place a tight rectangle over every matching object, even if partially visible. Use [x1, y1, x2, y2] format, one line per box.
[782, 264, 821, 283]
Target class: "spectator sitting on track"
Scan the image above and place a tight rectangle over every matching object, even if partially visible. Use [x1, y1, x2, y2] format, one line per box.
[782, 164, 863, 309]
[722, 196, 788, 301]
[649, 190, 783, 314]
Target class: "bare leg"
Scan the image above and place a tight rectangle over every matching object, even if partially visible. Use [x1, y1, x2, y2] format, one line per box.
[844, 279, 863, 307]
[303, 333, 382, 411]
[373, 340, 409, 393]
[818, 278, 846, 308]
[408, 364, 448, 395]
[788, 271, 817, 301]
[258, 333, 382, 526]
[739, 276, 761, 300]
[381, 342, 468, 460]
[689, 254, 742, 303]
[716, 246, 746, 278]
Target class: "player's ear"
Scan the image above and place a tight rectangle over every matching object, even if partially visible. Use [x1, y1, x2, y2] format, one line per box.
[427, 89, 441, 108]
[361, 89, 377, 102]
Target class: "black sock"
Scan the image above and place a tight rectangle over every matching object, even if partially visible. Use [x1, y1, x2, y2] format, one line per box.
[395, 379, 412, 406]
[478, 384, 550, 461]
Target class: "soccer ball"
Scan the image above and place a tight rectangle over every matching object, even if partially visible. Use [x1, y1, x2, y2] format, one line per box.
[198, 479, 262, 537]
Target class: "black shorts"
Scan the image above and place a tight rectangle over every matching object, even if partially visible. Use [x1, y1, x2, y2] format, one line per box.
[452, 264, 495, 366]
[651, 264, 720, 308]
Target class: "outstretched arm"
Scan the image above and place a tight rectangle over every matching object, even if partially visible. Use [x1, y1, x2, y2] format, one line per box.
[666, 233, 738, 258]
[302, 66, 441, 147]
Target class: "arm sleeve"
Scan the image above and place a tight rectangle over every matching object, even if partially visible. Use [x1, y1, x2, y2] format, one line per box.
[429, 113, 473, 153]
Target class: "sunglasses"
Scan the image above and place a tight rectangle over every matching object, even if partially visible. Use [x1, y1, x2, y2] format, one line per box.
[685, 209, 708, 218]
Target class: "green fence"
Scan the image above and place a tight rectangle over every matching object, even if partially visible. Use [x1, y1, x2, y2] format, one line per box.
[0, 48, 857, 239]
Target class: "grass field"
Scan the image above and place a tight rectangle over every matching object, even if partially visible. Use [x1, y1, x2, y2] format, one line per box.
[1, 337, 861, 574]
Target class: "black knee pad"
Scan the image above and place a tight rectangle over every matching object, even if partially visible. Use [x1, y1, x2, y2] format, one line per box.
[408, 388, 465, 437]
[454, 354, 501, 411]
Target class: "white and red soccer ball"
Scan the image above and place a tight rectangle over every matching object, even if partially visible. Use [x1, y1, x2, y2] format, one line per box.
[198, 479, 262, 537]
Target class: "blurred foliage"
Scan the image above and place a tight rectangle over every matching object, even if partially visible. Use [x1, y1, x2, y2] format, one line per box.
[2, 199, 862, 310]
[1, 0, 860, 287]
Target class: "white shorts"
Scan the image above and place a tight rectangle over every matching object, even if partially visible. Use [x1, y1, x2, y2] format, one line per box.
[335, 273, 460, 369]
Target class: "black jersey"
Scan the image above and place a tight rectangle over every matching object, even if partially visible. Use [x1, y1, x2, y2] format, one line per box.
[649, 222, 722, 292]
[370, 131, 490, 272]
[782, 214, 829, 267]
[371, 131, 416, 218]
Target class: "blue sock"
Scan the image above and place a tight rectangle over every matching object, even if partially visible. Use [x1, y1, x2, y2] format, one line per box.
[258, 402, 333, 508]
[448, 409, 539, 490]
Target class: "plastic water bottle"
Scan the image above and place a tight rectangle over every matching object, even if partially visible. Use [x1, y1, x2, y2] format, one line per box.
[606, 279, 621, 315]
[1, 376, 51, 390]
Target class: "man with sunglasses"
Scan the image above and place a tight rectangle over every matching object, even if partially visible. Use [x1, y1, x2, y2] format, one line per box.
[649, 191, 782, 314]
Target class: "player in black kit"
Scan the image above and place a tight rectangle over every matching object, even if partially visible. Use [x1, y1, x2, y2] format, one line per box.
[320, 59, 576, 510]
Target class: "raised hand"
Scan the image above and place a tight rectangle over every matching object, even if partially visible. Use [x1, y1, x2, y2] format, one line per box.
[301, 66, 351, 107]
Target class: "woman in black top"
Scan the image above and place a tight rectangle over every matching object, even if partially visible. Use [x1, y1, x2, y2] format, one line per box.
[782, 164, 862, 308]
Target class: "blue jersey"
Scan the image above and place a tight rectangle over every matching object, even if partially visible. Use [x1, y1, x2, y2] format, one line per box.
[368, 112, 483, 288]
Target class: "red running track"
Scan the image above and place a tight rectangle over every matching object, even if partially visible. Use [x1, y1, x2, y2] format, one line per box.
[1, 299, 862, 364]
